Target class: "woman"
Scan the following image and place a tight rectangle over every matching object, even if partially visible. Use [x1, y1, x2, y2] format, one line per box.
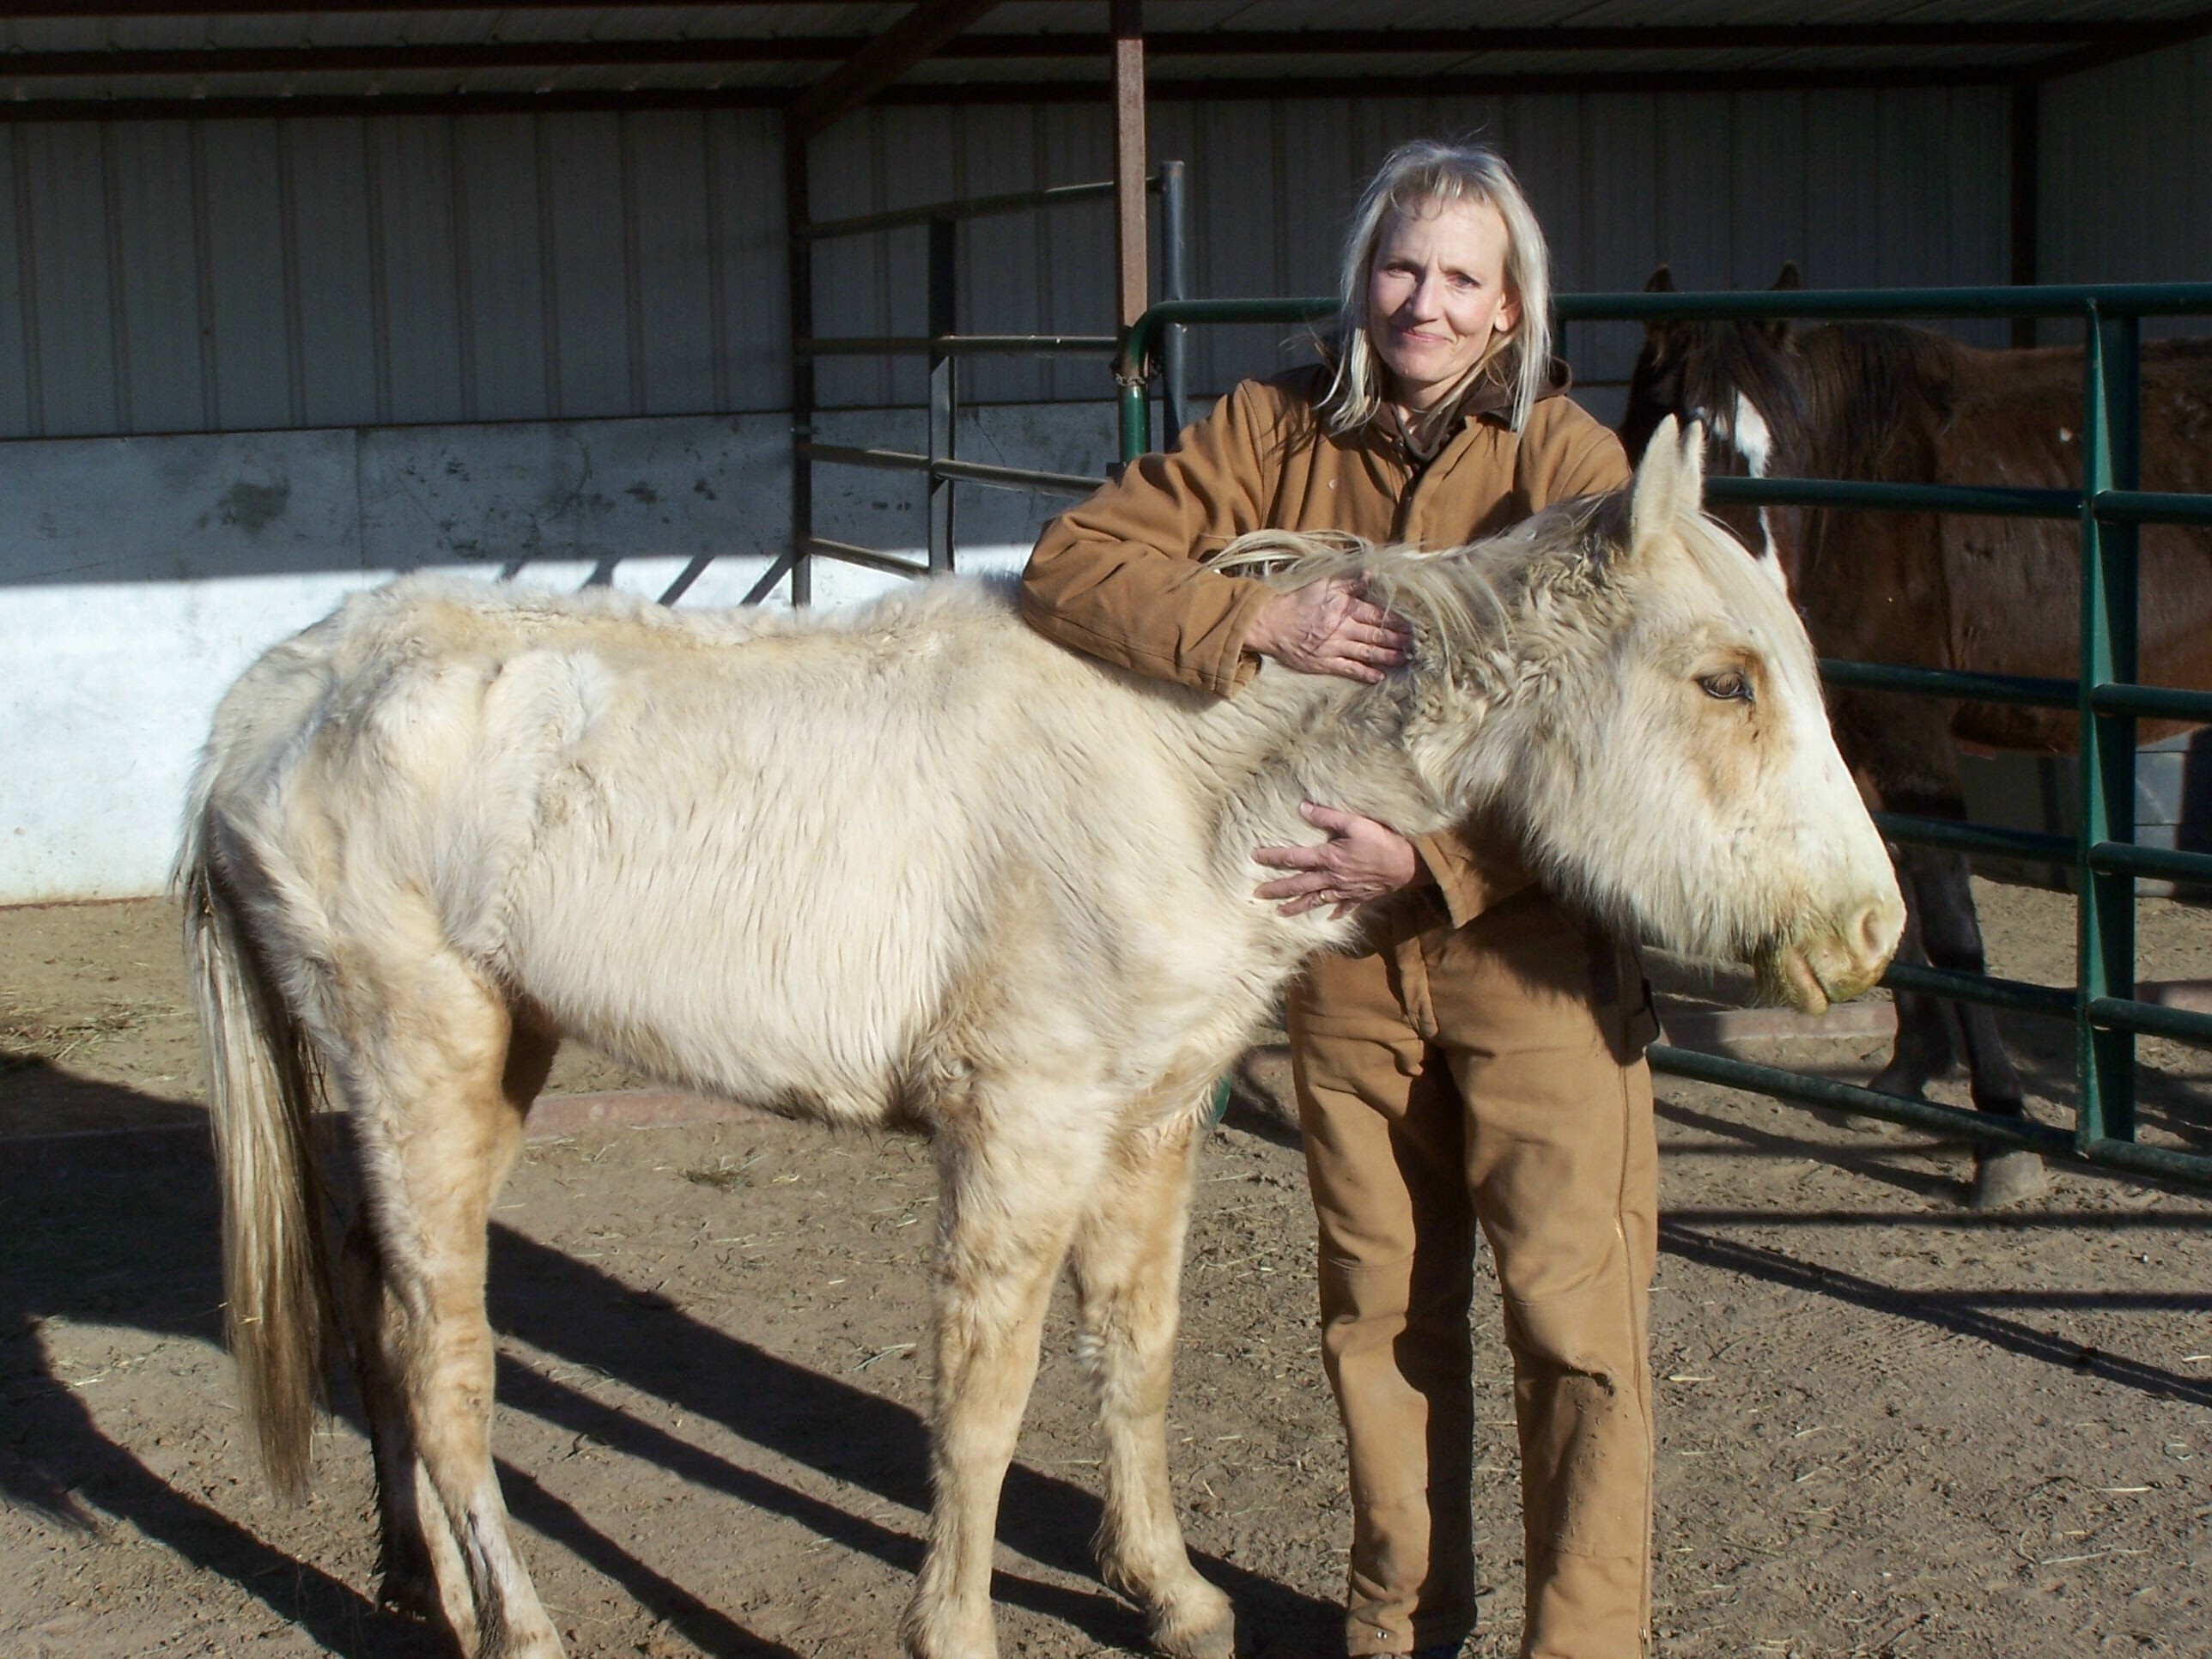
[1021, 141, 1656, 1659]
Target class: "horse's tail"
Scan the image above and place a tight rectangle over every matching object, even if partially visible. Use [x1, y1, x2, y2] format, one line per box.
[177, 804, 333, 1500]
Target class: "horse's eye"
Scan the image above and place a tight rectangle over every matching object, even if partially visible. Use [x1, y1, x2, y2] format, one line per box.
[1699, 671, 1752, 703]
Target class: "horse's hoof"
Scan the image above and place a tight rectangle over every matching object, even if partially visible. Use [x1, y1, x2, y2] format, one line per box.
[1869, 1062, 1935, 1101]
[374, 1567, 443, 1626]
[1970, 1147, 2047, 1210]
[1147, 1577, 1237, 1659]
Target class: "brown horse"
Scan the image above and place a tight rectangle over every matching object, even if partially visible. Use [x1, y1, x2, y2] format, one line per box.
[1620, 264, 2212, 1207]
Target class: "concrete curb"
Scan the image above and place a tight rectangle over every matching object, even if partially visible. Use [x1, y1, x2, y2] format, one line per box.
[1655, 997, 1898, 1052]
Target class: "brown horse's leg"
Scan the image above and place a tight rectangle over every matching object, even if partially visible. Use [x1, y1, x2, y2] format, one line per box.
[1067, 1106, 1233, 1659]
[1906, 845, 2028, 1117]
[1870, 854, 1959, 1100]
[335, 937, 562, 1659]
[1870, 813, 2045, 1207]
[902, 1111, 1098, 1659]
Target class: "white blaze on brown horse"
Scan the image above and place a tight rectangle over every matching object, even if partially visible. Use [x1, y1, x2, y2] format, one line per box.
[179, 418, 1899, 1659]
[1622, 266, 2212, 1206]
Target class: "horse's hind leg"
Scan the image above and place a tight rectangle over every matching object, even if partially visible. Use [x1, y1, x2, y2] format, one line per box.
[332, 948, 562, 1659]
[903, 1106, 1099, 1659]
[337, 1213, 454, 1626]
[337, 1019, 562, 1638]
[1066, 1104, 1234, 1659]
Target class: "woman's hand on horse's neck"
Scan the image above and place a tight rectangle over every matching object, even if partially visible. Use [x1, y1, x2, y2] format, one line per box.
[1243, 575, 1413, 683]
[1253, 801, 1424, 917]
[1239, 580, 1426, 908]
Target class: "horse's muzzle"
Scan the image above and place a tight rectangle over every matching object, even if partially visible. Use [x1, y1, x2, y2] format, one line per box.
[1753, 896, 1905, 1015]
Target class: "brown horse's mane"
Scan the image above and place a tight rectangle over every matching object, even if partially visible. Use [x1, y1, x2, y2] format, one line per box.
[1792, 323, 1960, 482]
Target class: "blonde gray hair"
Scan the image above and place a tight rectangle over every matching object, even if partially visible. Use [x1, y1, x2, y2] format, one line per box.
[1321, 140, 1554, 441]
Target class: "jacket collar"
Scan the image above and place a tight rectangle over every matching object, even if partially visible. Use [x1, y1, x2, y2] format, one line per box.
[1375, 356, 1574, 464]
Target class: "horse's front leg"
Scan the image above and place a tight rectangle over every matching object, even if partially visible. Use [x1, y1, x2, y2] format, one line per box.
[1067, 1101, 1234, 1659]
[902, 1115, 1094, 1659]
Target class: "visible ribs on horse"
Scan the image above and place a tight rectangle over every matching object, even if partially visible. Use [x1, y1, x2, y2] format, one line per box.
[179, 421, 1899, 1659]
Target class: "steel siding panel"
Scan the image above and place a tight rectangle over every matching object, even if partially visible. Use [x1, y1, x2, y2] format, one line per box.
[1729, 92, 1805, 291]
[372, 118, 466, 426]
[108, 122, 204, 435]
[0, 133, 32, 438]
[21, 124, 118, 437]
[452, 115, 550, 424]
[543, 112, 634, 419]
[1036, 102, 1111, 404]
[807, 115, 885, 410]
[710, 108, 786, 413]
[1583, 94, 1658, 395]
[878, 105, 958, 411]
[626, 111, 717, 417]
[284, 119, 380, 429]
[200, 121, 293, 433]
[2041, 40, 2212, 338]
[953, 102, 1044, 408]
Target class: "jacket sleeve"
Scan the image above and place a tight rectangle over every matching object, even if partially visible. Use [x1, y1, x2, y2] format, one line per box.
[1522, 397, 1633, 508]
[1415, 399, 1628, 923]
[1019, 382, 1287, 697]
[1412, 820, 1534, 930]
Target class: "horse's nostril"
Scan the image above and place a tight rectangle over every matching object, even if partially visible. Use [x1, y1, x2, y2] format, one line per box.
[1854, 901, 1904, 966]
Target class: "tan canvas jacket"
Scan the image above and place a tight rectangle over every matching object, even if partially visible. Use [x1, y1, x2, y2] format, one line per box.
[1020, 362, 1631, 929]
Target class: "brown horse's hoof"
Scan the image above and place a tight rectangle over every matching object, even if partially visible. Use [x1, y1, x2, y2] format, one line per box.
[1970, 1147, 2047, 1210]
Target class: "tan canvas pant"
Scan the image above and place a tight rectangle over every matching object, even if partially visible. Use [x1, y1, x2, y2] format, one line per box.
[1289, 888, 1659, 1658]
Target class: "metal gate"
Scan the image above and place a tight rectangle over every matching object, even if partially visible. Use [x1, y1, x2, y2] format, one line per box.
[1113, 283, 2212, 1190]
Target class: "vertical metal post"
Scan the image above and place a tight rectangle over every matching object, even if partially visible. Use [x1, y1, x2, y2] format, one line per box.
[927, 214, 957, 574]
[2076, 305, 2140, 1147]
[783, 113, 815, 606]
[1110, 0, 1148, 338]
[2009, 82, 2040, 350]
[1159, 157, 1188, 444]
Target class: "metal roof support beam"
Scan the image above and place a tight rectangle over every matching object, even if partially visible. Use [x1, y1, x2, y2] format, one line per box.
[2026, 5, 2212, 82]
[0, 23, 2163, 81]
[1113, 0, 1146, 339]
[787, 0, 1004, 142]
[0, 61, 2136, 125]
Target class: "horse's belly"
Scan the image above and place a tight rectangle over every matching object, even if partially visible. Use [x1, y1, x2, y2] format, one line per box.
[495, 815, 964, 1126]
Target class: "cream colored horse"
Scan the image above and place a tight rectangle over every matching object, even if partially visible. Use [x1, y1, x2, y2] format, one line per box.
[179, 419, 1899, 1659]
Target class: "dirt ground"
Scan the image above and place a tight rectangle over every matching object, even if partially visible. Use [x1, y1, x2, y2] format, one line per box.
[3, 886, 2209, 1658]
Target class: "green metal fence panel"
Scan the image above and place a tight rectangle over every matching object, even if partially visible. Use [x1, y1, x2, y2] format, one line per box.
[1116, 282, 2212, 1189]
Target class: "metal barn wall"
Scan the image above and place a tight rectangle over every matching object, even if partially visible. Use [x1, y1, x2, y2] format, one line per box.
[811, 86, 2014, 422]
[0, 86, 2017, 900]
[2041, 39, 2212, 303]
[0, 88, 2013, 443]
[0, 110, 793, 439]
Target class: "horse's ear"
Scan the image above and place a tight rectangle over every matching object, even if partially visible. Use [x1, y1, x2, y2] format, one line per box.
[1761, 261, 1802, 344]
[1643, 265, 1678, 339]
[1626, 415, 1705, 565]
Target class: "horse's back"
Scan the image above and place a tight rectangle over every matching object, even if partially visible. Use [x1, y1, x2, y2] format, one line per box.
[197, 572, 1219, 1124]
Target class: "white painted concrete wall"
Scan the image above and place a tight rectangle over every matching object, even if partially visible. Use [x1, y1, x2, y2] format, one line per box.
[0, 398, 1122, 902]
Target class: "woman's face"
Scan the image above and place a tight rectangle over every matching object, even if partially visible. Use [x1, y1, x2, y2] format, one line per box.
[1364, 198, 1520, 412]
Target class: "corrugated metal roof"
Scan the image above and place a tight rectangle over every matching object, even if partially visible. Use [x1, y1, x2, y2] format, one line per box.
[0, 1, 2202, 112]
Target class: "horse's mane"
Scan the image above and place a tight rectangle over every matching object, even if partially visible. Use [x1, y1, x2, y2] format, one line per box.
[1794, 322, 1960, 482]
[1207, 495, 1624, 685]
[1671, 319, 1815, 466]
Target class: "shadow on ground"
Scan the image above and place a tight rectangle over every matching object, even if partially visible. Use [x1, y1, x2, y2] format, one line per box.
[1, 1074, 1340, 1656]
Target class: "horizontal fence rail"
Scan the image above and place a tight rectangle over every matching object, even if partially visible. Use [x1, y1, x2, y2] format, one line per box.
[1117, 281, 2212, 1189]
[792, 164, 1186, 586]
